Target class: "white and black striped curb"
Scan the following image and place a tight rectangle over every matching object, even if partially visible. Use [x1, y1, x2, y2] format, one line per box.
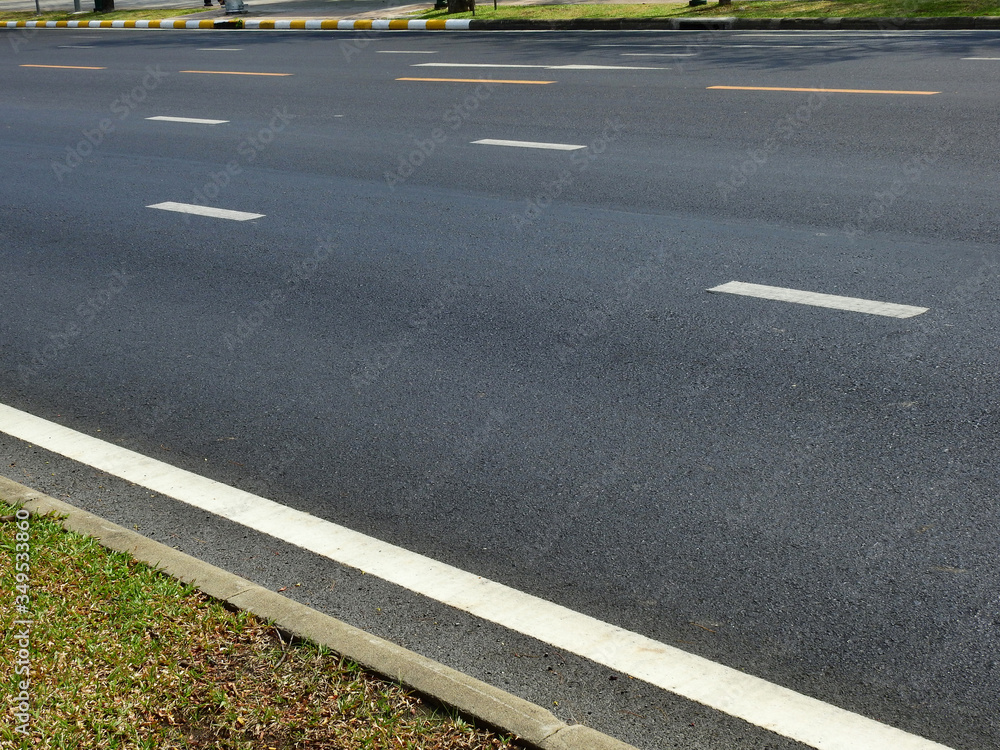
[4, 15, 1000, 31]
[0, 474, 636, 750]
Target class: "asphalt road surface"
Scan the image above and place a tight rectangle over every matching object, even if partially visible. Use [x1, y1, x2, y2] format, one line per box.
[1, 26, 999, 750]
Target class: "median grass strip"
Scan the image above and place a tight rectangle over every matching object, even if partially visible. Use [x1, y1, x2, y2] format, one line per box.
[6, 0, 1000, 23]
[681, 0, 1000, 18]
[418, 0, 1000, 20]
[0, 500, 514, 749]
[0, 8, 204, 21]
[419, 3, 691, 19]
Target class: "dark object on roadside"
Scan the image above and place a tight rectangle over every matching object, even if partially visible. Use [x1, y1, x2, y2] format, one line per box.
[93, 0, 114, 11]
[688, 0, 707, 5]
[718, 0, 732, 5]
[448, 0, 475, 12]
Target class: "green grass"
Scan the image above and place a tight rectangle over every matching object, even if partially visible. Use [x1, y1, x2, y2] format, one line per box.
[419, 0, 1000, 20]
[7, 0, 998, 22]
[0, 501, 514, 749]
[686, 0, 1000, 17]
[0, 8, 205, 21]
[421, 3, 690, 18]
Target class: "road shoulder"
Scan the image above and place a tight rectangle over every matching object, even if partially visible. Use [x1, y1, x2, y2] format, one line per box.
[0, 473, 636, 750]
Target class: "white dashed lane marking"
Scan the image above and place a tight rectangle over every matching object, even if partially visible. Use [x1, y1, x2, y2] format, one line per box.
[147, 202, 264, 221]
[146, 116, 229, 125]
[708, 281, 928, 318]
[472, 139, 586, 150]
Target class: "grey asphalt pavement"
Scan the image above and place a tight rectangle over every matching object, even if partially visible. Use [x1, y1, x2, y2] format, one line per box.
[1, 27, 998, 750]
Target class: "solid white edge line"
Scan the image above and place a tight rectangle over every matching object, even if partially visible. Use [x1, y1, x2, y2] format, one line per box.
[708, 281, 928, 318]
[147, 202, 263, 221]
[378, 50, 439, 53]
[962, 57, 1000, 59]
[146, 116, 229, 125]
[0, 401, 954, 750]
[472, 139, 586, 150]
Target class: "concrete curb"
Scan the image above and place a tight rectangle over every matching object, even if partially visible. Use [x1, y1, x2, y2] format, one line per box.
[4, 15, 1000, 30]
[0, 474, 637, 750]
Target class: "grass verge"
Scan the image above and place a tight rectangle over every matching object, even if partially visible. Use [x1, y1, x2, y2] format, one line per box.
[418, 0, 1000, 20]
[0, 500, 514, 749]
[420, 3, 691, 18]
[0, 8, 205, 21]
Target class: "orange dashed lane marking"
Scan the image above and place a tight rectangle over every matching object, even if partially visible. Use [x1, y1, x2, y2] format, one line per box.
[20, 64, 106, 70]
